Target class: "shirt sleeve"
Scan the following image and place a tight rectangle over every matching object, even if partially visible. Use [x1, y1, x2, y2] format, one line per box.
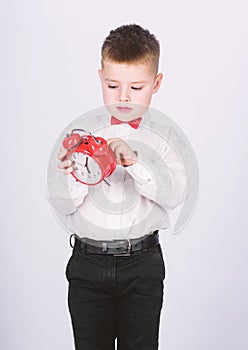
[48, 170, 88, 215]
[125, 140, 188, 210]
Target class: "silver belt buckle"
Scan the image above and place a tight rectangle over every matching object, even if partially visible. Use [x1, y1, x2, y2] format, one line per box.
[113, 239, 131, 256]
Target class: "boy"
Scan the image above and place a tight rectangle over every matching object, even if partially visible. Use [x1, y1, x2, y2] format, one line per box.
[54, 24, 187, 350]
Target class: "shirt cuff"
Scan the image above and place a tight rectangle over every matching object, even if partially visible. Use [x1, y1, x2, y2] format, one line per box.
[125, 153, 154, 186]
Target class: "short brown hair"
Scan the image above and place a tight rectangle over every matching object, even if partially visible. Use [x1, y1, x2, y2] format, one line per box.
[101, 24, 160, 74]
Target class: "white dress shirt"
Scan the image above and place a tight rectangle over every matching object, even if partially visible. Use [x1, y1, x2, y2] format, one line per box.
[48, 114, 187, 240]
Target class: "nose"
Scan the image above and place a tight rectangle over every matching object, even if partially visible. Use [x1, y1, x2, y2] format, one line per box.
[118, 88, 130, 102]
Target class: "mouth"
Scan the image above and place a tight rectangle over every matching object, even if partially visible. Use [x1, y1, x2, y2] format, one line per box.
[116, 106, 133, 112]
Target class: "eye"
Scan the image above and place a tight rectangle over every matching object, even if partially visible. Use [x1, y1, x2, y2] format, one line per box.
[131, 86, 142, 90]
[108, 85, 118, 89]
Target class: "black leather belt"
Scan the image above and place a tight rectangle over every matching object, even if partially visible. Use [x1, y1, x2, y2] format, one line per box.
[71, 231, 159, 256]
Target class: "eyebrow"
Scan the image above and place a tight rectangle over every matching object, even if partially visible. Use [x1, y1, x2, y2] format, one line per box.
[104, 79, 147, 84]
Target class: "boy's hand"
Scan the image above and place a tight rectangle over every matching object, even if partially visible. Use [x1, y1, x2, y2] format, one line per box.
[57, 146, 73, 175]
[107, 138, 137, 166]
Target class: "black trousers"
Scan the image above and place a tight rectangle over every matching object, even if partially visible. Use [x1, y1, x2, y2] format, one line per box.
[65, 240, 166, 350]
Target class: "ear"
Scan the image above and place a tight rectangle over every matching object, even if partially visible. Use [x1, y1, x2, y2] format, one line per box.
[153, 73, 163, 93]
[98, 69, 103, 79]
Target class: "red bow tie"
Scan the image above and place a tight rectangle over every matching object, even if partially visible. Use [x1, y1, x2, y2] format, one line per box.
[111, 116, 142, 129]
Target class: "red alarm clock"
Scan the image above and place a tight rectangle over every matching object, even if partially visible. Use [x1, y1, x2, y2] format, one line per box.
[62, 130, 116, 185]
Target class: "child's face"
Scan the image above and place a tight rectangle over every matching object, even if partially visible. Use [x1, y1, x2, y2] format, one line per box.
[98, 60, 163, 120]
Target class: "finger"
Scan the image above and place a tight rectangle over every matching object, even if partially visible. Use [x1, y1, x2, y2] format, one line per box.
[107, 137, 121, 145]
[57, 148, 68, 161]
[108, 141, 120, 153]
[121, 158, 136, 167]
[114, 144, 131, 160]
[57, 159, 72, 169]
[63, 167, 73, 175]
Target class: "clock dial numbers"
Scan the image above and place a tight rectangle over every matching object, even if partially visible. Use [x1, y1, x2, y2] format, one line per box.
[70, 152, 102, 184]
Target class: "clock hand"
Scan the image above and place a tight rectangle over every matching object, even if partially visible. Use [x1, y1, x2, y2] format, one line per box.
[72, 158, 91, 174]
[72, 159, 86, 167]
[85, 157, 91, 174]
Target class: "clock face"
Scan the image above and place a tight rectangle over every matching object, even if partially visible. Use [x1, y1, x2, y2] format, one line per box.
[70, 152, 102, 185]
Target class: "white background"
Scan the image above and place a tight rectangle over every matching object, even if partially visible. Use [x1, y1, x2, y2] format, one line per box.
[1, 1, 248, 349]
